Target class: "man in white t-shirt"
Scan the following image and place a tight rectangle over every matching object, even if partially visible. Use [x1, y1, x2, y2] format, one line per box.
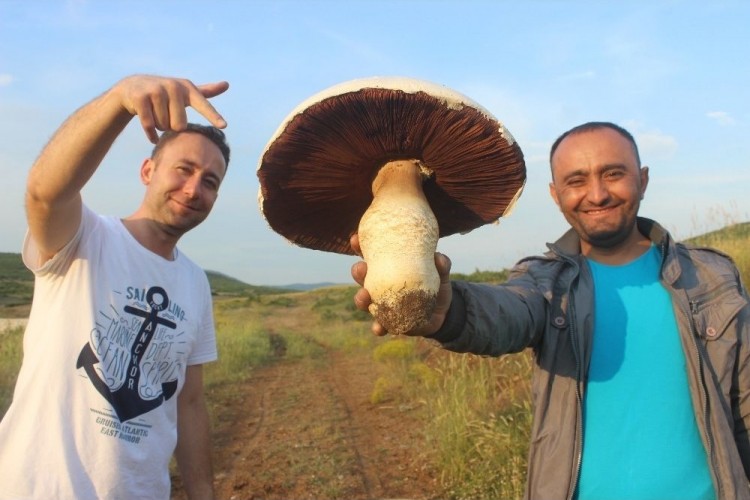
[0, 75, 230, 499]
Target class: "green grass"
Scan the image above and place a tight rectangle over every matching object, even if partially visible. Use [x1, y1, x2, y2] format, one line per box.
[450, 268, 510, 284]
[204, 322, 275, 387]
[0, 253, 32, 281]
[0, 253, 33, 310]
[685, 221, 750, 285]
[205, 290, 374, 392]
[423, 352, 532, 500]
[4, 219, 750, 498]
[0, 327, 23, 416]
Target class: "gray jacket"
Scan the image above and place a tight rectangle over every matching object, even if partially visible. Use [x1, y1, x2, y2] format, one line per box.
[430, 218, 750, 500]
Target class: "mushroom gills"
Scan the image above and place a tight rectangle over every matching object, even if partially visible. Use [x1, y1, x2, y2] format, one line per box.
[358, 159, 439, 334]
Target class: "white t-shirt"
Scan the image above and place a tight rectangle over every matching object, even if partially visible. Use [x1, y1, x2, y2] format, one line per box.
[0, 206, 217, 500]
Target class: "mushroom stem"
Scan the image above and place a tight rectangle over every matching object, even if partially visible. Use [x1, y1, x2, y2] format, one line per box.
[358, 159, 440, 334]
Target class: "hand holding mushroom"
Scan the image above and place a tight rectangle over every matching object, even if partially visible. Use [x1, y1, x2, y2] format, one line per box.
[257, 77, 525, 335]
[350, 233, 453, 336]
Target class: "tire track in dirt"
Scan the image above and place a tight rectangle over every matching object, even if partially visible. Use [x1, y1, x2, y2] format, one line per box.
[254, 307, 381, 497]
[321, 350, 385, 498]
[172, 301, 442, 500]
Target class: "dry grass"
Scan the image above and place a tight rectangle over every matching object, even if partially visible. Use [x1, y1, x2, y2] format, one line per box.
[3, 213, 750, 498]
[0, 327, 23, 416]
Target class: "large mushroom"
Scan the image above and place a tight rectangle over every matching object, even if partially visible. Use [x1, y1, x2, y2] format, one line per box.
[257, 77, 526, 334]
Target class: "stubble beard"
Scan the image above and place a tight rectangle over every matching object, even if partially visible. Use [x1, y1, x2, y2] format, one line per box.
[157, 201, 208, 239]
[574, 207, 639, 251]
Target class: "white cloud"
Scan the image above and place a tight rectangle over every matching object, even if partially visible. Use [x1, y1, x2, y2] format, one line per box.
[623, 121, 679, 160]
[636, 130, 678, 160]
[0, 74, 13, 87]
[706, 111, 736, 126]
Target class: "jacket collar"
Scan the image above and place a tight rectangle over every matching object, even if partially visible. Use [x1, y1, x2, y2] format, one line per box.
[548, 217, 683, 284]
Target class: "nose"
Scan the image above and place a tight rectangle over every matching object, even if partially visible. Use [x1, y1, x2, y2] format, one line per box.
[587, 178, 610, 205]
[183, 174, 202, 199]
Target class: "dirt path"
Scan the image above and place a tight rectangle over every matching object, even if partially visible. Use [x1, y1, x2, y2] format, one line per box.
[171, 304, 444, 500]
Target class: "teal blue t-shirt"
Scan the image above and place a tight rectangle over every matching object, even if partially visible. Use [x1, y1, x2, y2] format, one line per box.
[576, 245, 715, 500]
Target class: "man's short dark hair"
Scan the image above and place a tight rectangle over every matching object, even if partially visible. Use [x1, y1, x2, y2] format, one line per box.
[549, 121, 641, 168]
[151, 123, 231, 169]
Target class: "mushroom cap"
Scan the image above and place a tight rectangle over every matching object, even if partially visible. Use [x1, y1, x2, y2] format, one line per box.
[257, 76, 526, 255]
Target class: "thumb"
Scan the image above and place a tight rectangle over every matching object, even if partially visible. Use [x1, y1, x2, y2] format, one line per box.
[197, 81, 230, 99]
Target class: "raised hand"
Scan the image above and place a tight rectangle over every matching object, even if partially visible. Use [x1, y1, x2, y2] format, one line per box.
[113, 75, 229, 143]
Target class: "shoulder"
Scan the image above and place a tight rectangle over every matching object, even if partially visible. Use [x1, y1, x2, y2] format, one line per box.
[676, 242, 738, 272]
[24, 205, 110, 274]
[505, 252, 575, 301]
[511, 251, 568, 278]
[671, 242, 745, 294]
[174, 249, 212, 288]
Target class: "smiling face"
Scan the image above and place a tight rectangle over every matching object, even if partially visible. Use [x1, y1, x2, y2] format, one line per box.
[549, 127, 649, 261]
[140, 132, 227, 237]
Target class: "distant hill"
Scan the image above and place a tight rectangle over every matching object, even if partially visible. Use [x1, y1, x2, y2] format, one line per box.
[0, 253, 32, 282]
[280, 282, 340, 291]
[0, 253, 292, 317]
[0, 253, 33, 310]
[205, 270, 290, 296]
[2, 220, 749, 315]
[684, 221, 750, 246]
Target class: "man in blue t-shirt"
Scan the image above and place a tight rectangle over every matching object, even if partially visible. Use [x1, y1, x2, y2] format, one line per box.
[579, 248, 714, 499]
[350, 122, 750, 499]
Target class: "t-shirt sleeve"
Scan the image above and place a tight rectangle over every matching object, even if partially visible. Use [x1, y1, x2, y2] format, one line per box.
[186, 271, 218, 366]
[22, 205, 95, 276]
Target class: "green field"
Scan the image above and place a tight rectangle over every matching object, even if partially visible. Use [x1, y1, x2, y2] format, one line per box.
[2, 221, 750, 499]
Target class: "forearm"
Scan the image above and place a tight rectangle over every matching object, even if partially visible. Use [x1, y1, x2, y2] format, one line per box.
[175, 399, 215, 499]
[175, 365, 215, 499]
[429, 280, 544, 356]
[26, 84, 133, 257]
[28, 88, 132, 202]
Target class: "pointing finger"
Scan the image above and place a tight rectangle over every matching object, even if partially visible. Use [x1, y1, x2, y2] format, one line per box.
[189, 81, 229, 129]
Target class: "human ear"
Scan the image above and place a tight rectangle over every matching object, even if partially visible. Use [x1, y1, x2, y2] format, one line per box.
[549, 182, 561, 208]
[140, 158, 154, 185]
[639, 166, 650, 199]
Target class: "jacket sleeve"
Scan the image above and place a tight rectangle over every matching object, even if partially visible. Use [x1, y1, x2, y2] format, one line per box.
[427, 269, 548, 356]
[732, 290, 750, 479]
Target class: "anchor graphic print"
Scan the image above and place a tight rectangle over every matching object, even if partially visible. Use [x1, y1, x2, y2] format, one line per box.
[77, 285, 184, 422]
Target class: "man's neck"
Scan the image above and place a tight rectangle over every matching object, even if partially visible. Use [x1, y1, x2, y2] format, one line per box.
[582, 229, 651, 266]
[121, 216, 179, 261]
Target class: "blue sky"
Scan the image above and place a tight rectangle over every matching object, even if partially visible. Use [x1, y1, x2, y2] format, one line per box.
[1, 0, 748, 286]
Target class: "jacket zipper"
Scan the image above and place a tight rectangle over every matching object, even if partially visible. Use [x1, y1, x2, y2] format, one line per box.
[549, 250, 584, 500]
[567, 293, 584, 500]
[691, 281, 737, 312]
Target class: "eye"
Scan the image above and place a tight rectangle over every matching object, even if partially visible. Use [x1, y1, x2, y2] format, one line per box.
[203, 177, 220, 191]
[604, 169, 625, 180]
[566, 176, 586, 187]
